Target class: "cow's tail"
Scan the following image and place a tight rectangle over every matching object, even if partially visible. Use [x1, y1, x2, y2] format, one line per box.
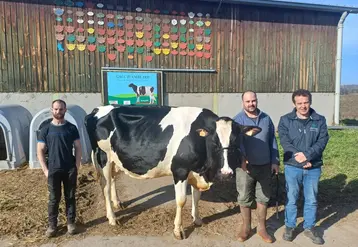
[84, 108, 101, 180]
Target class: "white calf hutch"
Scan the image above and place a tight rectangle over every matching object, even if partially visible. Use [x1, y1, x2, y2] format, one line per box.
[28, 104, 92, 169]
[0, 105, 32, 170]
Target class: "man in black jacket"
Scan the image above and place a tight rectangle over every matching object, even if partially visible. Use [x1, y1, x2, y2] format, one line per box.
[278, 89, 329, 245]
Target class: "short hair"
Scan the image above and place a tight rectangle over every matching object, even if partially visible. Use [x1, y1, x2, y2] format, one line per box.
[52, 99, 67, 108]
[292, 89, 312, 104]
[241, 90, 257, 100]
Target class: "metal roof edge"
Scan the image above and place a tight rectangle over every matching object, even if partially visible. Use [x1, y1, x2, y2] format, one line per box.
[200, 0, 358, 14]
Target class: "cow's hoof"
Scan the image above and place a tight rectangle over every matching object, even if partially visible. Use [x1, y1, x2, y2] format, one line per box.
[173, 229, 185, 240]
[108, 218, 117, 226]
[113, 201, 125, 210]
[193, 218, 203, 226]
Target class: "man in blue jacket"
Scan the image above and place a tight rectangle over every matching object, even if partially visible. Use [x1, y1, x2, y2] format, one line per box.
[278, 89, 329, 245]
[233, 90, 280, 243]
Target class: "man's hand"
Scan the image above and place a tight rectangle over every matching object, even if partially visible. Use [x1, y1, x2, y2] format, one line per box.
[74, 139, 82, 171]
[294, 152, 307, 163]
[303, 161, 312, 169]
[37, 142, 49, 178]
[271, 164, 279, 175]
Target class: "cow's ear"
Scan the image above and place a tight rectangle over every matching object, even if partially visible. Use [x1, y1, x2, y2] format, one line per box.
[196, 128, 209, 137]
[241, 126, 261, 136]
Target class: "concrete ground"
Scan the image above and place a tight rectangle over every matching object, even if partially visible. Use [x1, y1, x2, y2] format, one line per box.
[1, 222, 356, 247]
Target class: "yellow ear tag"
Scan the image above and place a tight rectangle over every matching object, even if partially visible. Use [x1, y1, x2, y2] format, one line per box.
[199, 130, 206, 137]
[246, 129, 254, 136]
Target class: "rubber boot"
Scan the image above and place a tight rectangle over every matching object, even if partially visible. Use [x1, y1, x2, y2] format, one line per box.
[238, 206, 251, 242]
[257, 203, 273, 243]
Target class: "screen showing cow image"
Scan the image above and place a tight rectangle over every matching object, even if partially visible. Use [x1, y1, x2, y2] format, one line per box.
[106, 71, 159, 105]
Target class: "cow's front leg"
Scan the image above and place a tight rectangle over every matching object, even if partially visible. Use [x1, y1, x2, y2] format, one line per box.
[136, 96, 140, 103]
[173, 179, 188, 240]
[191, 185, 203, 226]
[103, 164, 117, 225]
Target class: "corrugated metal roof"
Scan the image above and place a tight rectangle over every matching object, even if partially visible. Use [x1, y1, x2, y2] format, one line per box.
[200, 0, 358, 13]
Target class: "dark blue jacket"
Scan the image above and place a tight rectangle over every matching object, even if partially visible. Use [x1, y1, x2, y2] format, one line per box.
[233, 109, 280, 166]
[277, 108, 329, 168]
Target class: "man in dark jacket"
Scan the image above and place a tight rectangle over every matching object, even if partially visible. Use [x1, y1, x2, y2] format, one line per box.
[278, 89, 329, 245]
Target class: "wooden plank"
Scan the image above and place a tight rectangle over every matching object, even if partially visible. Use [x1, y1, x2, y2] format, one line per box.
[79, 7, 86, 93]
[56, 8, 65, 92]
[22, 2, 32, 91]
[10, 2, 20, 92]
[39, 6, 48, 91]
[35, 6, 43, 91]
[0, 1, 8, 92]
[223, 17, 229, 92]
[215, 11, 221, 93]
[88, 47, 95, 92]
[16, 3, 26, 92]
[45, 4, 56, 92]
[74, 6, 81, 92]
[29, 4, 38, 91]
[63, 20, 69, 92]
[238, 8, 244, 92]
[233, 8, 239, 92]
[4, 2, 15, 91]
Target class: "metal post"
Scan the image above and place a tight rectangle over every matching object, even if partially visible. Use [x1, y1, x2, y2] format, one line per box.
[334, 11, 349, 125]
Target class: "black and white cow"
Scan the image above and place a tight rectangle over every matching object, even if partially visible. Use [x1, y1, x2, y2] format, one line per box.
[128, 83, 156, 104]
[84, 105, 260, 240]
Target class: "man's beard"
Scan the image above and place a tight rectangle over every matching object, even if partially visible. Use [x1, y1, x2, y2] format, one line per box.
[53, 114, 64, 120]
[245, 106, 257, 113]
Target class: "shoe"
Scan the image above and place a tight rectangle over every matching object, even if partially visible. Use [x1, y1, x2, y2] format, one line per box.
[282, 226, 294, 242]
[258, 229, 273, 243]
[67, 223, 78, 235]
[45, 226, 57, 238]
[304, 228, 324, 245]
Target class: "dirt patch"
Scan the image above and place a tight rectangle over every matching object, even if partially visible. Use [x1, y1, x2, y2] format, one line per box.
[0, 165, 357, 247]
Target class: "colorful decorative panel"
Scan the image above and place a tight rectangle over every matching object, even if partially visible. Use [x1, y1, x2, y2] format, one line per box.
[53, 1, 213, 62]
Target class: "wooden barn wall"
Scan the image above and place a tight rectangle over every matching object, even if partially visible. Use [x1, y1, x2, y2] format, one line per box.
[0, 0, 340, 93]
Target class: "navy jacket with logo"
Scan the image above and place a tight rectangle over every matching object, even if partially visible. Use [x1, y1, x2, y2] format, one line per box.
[277, 108, 329, 168]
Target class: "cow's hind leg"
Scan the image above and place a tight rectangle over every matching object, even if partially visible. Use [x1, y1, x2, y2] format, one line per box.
[102, 163, 117, 225]
[191, 186, 203, 226]
[173, 179, 188, 240]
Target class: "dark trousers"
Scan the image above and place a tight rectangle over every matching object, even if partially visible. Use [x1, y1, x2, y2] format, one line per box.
[48, 168, 77, 227]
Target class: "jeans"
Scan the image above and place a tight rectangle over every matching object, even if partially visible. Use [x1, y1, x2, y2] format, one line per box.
[284, 165, 321, 229]
[48, 168, 77, 227]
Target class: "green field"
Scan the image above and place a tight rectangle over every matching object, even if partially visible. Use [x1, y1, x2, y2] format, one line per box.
[108, 94, 158, 105]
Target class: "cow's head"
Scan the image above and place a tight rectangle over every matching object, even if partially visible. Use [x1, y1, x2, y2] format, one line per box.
[197, 117, 261, 182]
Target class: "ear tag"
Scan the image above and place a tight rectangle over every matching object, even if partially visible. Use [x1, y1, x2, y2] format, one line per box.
[246, 130, 254, 136]
[199, 129, 207, 137]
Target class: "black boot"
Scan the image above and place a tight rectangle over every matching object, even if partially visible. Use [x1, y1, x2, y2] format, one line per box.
[283, 226, 294, 241]
[304, 227, 324, 245]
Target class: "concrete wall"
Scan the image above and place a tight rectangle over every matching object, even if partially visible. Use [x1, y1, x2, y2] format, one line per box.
[0, 92, 335, 127]
[0, 93, 102, 116]
[167, 93, 335, 127]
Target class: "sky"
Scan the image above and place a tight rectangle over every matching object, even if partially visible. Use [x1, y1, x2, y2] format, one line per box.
[274, 0, 358, 85]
